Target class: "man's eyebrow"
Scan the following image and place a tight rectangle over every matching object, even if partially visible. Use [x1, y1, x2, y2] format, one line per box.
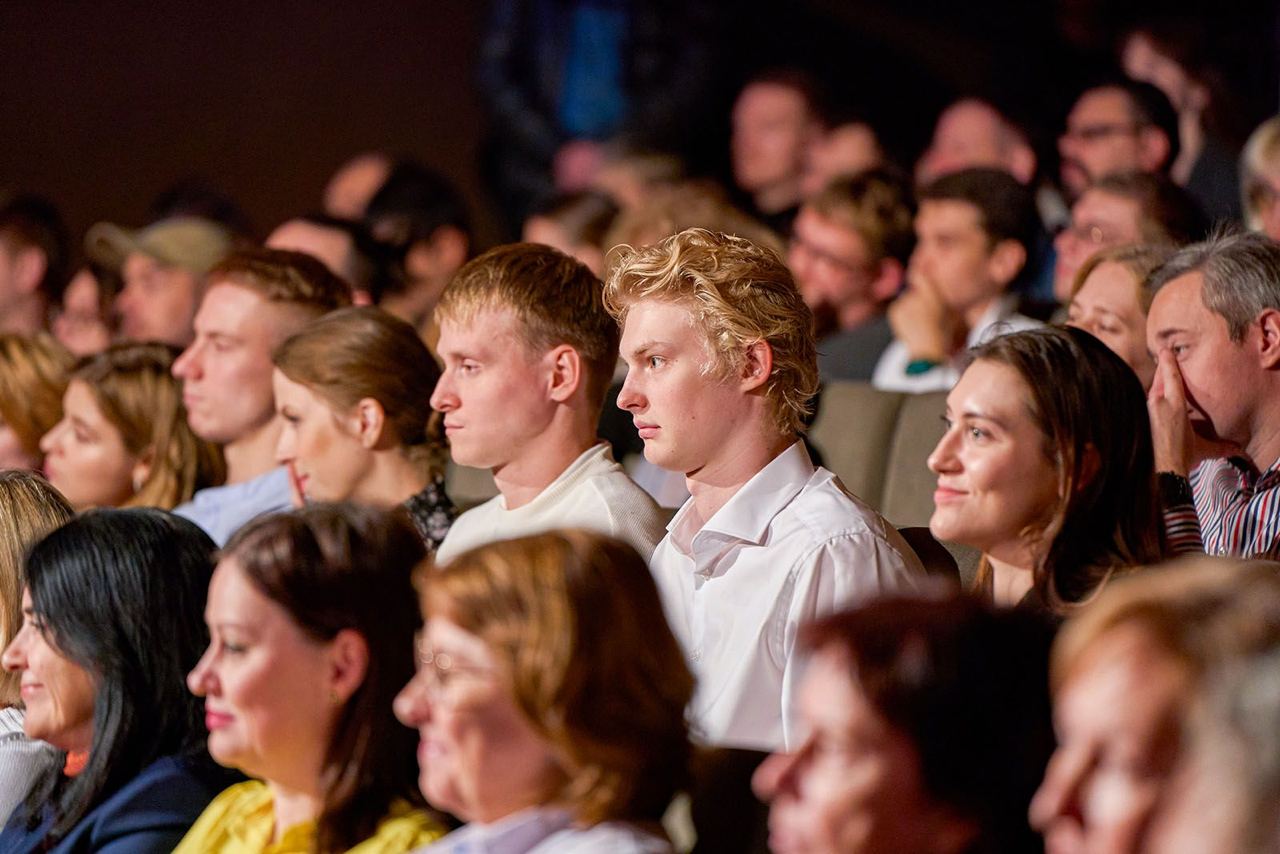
[1152, 327, 1186, 343]
[626, 339, 669, 357]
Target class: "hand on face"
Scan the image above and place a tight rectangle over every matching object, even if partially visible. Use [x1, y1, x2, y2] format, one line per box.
[1147, 349, 1241, 476]
[888, 273, 964, 363]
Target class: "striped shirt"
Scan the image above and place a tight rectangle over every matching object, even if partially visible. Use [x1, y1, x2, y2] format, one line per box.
[1162, 456, 1280, 558]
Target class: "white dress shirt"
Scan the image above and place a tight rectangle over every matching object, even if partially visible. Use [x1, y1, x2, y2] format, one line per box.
[436, 443, 668, 564]
[871, 294, 1042, 393]
[417, 808, 671, 853]
[649, 441, 927, 752]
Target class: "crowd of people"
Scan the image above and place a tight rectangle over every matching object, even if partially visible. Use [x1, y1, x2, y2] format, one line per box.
[1, 11, 1280, 853]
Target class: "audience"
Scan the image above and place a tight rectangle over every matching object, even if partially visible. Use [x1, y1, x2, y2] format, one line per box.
[41, 342, 224, 512]
[606, 227, 925, 750]
[874, 168, 1041, 392]
[754, 595, 1055, 854]
[1057, 76, 1180, 203]
[788, 168, 914, 382]
[363, 160, 471, 329]
[0, 195, 69, 336]
[0, 26, 1276, 851]
[84, 215, 235, 348]
[1066, 243, 1174, 389]
[1240, 115, 1280, 241]
[171, 247, 352, 545]
[799, 119, 883, 199]
[929, 327, 1165, 614]
[177, 504, 443, 852]
[0, 509, 236, 852]
[0, 333, 72, 471]
[395, 530, 692, 853]
[1030, 556, 1280, 853]
[1052, 170, 1204, 303]
[272, 307, 456, 551]
[1146, 231, 1280, 558]
[521, 190, 619, 277]
[431, 243, 666, 564]
[0, 472, 71, 825]
[730, 69, 825, 235]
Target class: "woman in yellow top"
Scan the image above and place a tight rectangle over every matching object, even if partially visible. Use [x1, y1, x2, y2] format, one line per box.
[175, 504, 446, 853]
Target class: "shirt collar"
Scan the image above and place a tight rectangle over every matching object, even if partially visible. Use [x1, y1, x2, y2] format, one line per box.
[437, 807, 573, 853]
[671, 440, 813, 551]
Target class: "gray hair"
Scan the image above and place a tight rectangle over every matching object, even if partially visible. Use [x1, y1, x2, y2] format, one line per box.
[1150, 229, 1280, 342]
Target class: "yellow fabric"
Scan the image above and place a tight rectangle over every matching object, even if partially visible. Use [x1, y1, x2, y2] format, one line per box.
[173, 780, 445, 853]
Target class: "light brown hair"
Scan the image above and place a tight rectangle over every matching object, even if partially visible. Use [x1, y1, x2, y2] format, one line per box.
[273, 306, 446, 480]
[423, 530, 694, 825]
[1070, 242, 1176, 312]
[0, 471, 73, 706]
[806, 168, 916, 265]
[72, 343, 225, 510]
[0, 333, 74, 459]
[206, 246, 354, 315]
[435, 244, 619, 411]
[603, 227, 819, 435]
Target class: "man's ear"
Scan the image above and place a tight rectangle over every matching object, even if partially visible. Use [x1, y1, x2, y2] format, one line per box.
[1138, 126, 1172, 172]
[870, 257, 905, 304]
[547, 344, 583, 402]
[12, 246, 47, 296]
[353, 397, 387, 449]
[740, 340, 773, 392]
[1008, 142, 1037, 186]
[1256, 309, 1280, 369]
[987, 239, 1027, 288]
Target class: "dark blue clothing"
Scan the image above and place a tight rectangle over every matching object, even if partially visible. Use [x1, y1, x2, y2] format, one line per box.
[0, 753, 236, 854]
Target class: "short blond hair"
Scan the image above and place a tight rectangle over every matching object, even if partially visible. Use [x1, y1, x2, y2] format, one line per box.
[1242, 116, 1280, 231]
[0, 333, 73, 458]
[435, 243, 619, 411]
[1070, 242, 1176, 312]
[424, 530, 693, 826]
[603, 227, 818, 435]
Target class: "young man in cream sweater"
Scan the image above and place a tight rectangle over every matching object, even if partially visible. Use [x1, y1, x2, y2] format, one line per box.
[431, 243, 666, 564]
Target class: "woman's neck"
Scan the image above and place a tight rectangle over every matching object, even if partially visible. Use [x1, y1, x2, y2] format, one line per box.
[352, 450, 430, 508]
[269, 780, 325, 844]
[985, 553, 1036, 608]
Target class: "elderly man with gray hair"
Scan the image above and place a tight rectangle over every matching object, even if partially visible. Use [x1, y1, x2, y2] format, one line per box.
[1148, 230, 1280, 558]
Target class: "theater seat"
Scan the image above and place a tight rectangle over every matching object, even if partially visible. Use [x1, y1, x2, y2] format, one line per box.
[444, 463, 499, 512]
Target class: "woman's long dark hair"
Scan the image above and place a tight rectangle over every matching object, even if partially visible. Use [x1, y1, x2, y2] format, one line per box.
[970, 326, 1167, 612]
[18, 509, 216, 840]
[222, 504, 427, 852]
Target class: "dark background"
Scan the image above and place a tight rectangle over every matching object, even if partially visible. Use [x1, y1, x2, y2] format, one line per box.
[1, 0, 1275, 251]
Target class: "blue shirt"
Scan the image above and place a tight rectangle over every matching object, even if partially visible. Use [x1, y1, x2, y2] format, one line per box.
[173, 467, 292, 546]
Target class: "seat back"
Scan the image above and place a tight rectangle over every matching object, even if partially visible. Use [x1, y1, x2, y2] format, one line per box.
[808, 382, 904, 509]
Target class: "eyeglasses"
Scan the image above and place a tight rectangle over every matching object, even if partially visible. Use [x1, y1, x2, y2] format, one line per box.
[413, 645, 496, 699]
[1060, 122, 1144, 144]
[789, 232, 872, 277]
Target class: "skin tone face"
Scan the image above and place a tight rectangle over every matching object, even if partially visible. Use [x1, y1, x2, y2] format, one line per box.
[393, 616, 561, 824]
[54, 267, 113, 356]
[272, 370, 371, 504]
[927, 360, 1060, 570]
[1053, 190, 1144, 302]
[1059, 88, 1151, 199]
[732, 83, 814, 202]
[753, 647, 973, 854]
[430, 309, 559, 473]
[1, 589, 96, 752]
[1030, 626, 1189, 854]
[521, 217, 604, 277]
[323, 153, 391, 221]
[1067, 261, 1156, 389]
[172, 283, 284, 446]
[616, 299, 760, 476]
[801, 122, 881, 197]
[39, 379, 141, 510]
[916, 100, 1032, 186]
[1122, 35, 1202, 116]
[1146, 271, 1261, 449]
[266, 220, 357, 283]
[910, 200, 1010, 327]
[115, 252, 201, 347]
[187, 558, 352, 787]
[788, 207, 881, 329]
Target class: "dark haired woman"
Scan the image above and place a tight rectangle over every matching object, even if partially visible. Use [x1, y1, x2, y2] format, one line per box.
[927, 326, 1166, 615]
[175, 504, 444, 852]
[0, 509, 237, 852]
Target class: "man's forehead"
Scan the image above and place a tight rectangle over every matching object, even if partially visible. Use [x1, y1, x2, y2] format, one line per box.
[917, 199, 982, 232]
[1072, 87, 1132, 123]
[1149, 271, 1207, 322]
